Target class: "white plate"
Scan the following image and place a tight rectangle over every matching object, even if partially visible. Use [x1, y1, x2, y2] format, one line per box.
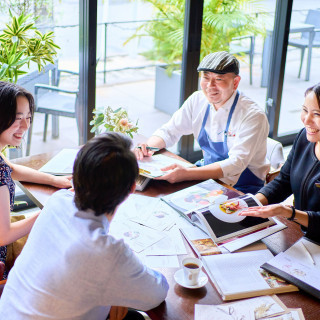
[174, 269, 208, 289]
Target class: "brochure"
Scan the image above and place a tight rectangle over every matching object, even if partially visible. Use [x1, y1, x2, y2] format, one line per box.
[161, 179, 239, 215]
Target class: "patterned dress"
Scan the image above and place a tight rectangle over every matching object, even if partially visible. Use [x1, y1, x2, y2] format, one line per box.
[0, 154, 15, 280]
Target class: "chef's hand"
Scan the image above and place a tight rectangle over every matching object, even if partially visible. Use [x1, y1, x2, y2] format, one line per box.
[156, 163, 188, 183]
[133, 143, 154, 160]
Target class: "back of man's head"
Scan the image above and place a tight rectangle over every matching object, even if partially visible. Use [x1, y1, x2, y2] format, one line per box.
[73, 132, 139, 216]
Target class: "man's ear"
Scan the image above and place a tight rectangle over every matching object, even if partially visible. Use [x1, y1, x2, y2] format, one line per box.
[233, 75, 241, 90]
[130, 181, 136, 194]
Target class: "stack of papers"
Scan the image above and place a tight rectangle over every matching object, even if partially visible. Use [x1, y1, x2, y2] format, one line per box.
[195, 295, 305, 320]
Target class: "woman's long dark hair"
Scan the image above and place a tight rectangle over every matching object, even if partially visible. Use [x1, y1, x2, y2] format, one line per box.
[0, 81, 34, 135]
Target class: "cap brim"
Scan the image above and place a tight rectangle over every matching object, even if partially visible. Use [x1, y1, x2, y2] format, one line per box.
[197, 68, 229, 74]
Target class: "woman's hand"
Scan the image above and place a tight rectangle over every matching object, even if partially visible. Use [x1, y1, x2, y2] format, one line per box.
[51, 175, 73, 189]
[238, 204, 292, 219]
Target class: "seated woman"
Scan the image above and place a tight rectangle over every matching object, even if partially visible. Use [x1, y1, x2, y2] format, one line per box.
[239, 83, 320, 243]
[0, 81, 72, 279]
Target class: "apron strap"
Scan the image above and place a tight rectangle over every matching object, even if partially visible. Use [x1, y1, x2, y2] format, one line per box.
[224, 91, 240, 143]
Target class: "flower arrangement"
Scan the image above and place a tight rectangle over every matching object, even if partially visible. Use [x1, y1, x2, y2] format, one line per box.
[90, 106, 139, 138]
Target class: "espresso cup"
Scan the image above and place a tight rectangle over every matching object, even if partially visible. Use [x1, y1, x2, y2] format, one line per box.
[182, 257, 202, 286]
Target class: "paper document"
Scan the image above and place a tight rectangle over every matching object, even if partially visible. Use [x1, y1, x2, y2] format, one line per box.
[138, 154, 193, 178]
[143, 226, 187, 256]
[138, 254, 180, 268]
[195, 295, 287, 320]
[109, 219, 165, 253]
[39, 149, 79, 175]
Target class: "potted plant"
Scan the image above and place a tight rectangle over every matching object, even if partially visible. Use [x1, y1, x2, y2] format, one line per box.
[0, 10, 60, 158]
[126, 0, 266, 114]
[90, 106, 139, 139]
[0, 10, 60, 83]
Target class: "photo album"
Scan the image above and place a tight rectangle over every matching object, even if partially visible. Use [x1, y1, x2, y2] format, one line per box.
[162, 179, 281, 245]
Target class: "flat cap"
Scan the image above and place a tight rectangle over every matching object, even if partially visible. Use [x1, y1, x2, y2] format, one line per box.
[197, 51, 239, 75]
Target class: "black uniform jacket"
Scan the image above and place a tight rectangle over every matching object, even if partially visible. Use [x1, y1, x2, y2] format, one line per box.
[259, 129, 320, 242]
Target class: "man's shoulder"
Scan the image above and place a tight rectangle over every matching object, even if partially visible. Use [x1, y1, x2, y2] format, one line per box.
[238, 92, 266, 116]
[45, 189, 74, 210]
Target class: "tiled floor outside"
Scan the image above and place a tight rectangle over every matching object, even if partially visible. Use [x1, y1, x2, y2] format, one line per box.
[20, 48, 320, 159]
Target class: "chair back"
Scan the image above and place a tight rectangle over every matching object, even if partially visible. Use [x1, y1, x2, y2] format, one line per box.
[302, 10, 320, 42]
[266, 137, 285, 170]
[17, 62, 58, 96]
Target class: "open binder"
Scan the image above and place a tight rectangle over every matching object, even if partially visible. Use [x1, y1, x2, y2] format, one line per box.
[261, 237, 320, 299]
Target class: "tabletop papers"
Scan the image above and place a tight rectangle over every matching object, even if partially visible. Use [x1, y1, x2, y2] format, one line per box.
[109, 194, 187, 268]
[195, 295, 305, 320]
[39, 148, 79, 175]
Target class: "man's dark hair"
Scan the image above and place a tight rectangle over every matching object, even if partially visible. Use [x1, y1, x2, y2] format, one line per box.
[0, 81, 34, 135]
[73, 132, 139, 216]
[305, 83, 320, 108]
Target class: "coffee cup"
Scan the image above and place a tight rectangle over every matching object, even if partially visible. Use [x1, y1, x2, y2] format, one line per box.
[182, 257, 202, 286]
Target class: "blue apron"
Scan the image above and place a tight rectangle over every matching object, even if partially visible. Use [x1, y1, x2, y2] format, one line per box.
[196, 91, 264, 194]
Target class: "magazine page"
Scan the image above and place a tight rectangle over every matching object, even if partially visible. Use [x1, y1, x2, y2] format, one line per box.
[195, 193, 275, 243]
[161, 179, 239, 215]
[137, 154, 194, 178]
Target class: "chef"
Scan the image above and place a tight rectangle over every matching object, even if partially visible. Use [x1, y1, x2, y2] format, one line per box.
[135, 51, 270, 193]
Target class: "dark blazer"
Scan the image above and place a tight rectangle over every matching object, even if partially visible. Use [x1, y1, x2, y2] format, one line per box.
[259, 129, 320, 242]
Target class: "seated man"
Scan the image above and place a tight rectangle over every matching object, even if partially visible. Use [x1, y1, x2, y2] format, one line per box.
[0, 133, 169, 320]
[135, 51, 270, 194]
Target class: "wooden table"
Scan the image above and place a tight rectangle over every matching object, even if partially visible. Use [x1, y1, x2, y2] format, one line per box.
[13, 151, 320, 320]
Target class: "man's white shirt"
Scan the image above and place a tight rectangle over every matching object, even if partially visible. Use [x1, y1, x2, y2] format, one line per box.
[153, 90, 270, 186]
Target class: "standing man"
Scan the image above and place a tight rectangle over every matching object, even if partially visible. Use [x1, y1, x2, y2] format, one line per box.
[0, 133, 168, 320]
[135, 51, 269, 193]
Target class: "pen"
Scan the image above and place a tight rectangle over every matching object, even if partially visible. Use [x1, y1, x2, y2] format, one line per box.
[136, 146, 160, 152]
[301, 241, 316, 265]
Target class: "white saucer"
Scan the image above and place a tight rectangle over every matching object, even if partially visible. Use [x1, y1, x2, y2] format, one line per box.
[174, 269, 208, 289]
